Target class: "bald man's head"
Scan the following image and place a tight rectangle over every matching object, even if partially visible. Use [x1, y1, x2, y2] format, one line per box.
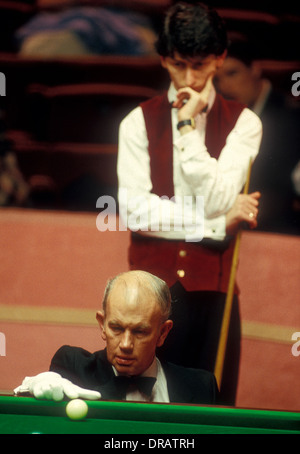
[96, 271, 173, 376]
[102, 271, 172, 322]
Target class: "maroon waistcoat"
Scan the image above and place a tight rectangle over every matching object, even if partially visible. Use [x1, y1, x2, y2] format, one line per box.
[129, 92, 245, 293]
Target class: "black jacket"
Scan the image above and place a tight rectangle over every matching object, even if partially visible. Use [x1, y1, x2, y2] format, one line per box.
[50, 345, 219, 405]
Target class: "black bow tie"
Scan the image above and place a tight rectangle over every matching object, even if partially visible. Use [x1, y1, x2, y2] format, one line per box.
[113, 375, 156, 399]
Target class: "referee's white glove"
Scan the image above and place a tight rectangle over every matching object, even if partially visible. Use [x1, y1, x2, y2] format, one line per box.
[14, 372, 101, 401]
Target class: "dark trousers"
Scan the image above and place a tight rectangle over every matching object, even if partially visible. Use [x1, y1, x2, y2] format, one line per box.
[158, 281, 241, 406]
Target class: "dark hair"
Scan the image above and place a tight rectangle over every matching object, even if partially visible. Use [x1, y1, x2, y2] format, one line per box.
[226, 34, 260, 67]
[155, 2, 228, 58]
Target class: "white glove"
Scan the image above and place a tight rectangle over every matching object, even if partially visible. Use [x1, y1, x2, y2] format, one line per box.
[14, 372, 101, 401]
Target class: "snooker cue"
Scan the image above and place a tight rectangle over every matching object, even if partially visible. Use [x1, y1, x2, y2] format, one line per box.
[214, 158, 253, 389]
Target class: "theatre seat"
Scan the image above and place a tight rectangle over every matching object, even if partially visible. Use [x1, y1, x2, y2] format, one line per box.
[25, 82, 159, 143]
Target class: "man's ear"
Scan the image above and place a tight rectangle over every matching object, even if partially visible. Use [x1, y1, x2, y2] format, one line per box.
[250, 60, 262, 80]
[157, 320, 173, 348]
[96, 310, 107, 341]
[216, 50, 227, 69]
[160, 56, 168, 69]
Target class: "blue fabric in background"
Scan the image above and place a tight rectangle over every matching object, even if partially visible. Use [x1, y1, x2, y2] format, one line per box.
[15, 6, 155, 55]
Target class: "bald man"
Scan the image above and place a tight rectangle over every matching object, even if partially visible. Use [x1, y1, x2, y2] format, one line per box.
[15, 271, 218, 404]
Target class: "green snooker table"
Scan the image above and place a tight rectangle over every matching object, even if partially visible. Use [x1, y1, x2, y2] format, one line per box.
[0, 395, 299, 435]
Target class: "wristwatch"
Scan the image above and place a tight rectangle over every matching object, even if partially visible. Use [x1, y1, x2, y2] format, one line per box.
[177, 118, 195, 130]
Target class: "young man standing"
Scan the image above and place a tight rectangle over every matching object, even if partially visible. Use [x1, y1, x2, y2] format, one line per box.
[117, 2, 262, 405]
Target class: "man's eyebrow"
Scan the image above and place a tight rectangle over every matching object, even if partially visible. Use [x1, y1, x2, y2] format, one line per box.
[108, 320, 123, 326]
[107, 320, 150, 330]
[172, 56, 186, 63]
[134, 323, 151, 330]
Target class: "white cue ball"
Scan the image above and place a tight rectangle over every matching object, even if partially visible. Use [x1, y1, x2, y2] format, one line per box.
[66, 399, 88, 420]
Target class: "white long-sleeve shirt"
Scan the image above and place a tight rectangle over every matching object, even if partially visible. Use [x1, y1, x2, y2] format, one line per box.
[118, 84, 262, 242]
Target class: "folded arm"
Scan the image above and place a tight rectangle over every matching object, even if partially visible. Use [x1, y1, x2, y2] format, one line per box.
[117, 105, 262, 240]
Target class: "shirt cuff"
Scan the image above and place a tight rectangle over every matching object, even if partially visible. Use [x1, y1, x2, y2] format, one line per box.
[204, 215, 226, 240]
[174, 129, 208, 162]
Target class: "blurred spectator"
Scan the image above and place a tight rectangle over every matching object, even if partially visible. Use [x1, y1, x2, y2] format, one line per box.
[0, 99, 30, 207]
[214, 37, 300, 235]
[292, 161, 300, 196]
[291, 160, 300, 217]
[14, 5, 158, 57]
[0, 148, 30, 207]
[0, 145, 30, 207]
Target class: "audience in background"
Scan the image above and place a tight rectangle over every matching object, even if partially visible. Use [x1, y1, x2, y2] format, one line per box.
[0, 104, 30, 207]
[214, 36, 300, 235]
[14, 3, 160, 57]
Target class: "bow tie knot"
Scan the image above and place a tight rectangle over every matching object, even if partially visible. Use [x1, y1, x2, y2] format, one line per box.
[114, 375, 156, 398]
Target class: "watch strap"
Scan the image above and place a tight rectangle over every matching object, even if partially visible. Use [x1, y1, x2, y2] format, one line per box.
[177, 118, 195, 130]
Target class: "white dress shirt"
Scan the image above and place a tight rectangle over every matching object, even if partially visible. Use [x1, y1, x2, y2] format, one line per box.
[118, 84, 262, 241]
[112, 357, 170, 403]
